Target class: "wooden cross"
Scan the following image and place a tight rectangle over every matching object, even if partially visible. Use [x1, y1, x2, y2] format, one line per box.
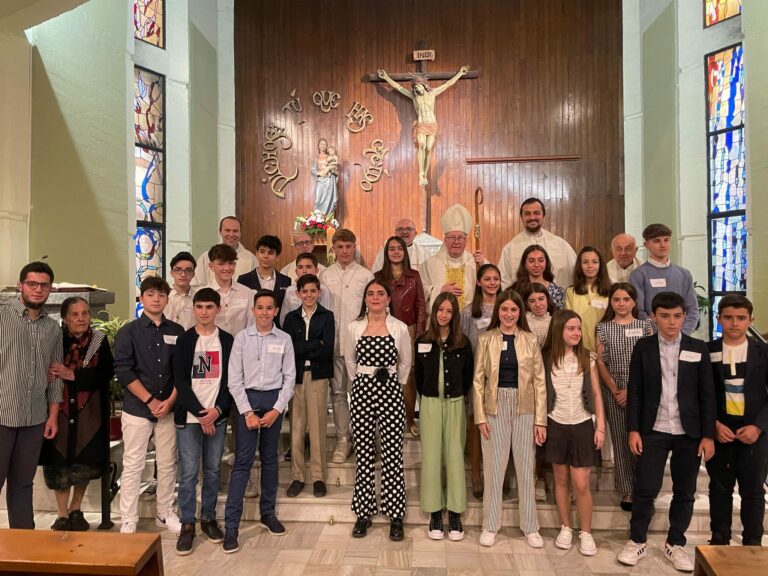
[368, 40, 479, 234]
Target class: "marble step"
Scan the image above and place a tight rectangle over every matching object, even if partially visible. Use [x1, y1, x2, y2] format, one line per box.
[127, 484, 768, 533]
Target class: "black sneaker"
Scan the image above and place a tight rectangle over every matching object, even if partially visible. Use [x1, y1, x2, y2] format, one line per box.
[352, 516, 371, 538]
[389, 517, 404, 541]
[287, 480, 305, 497]
[176, 523, 195, 555]
[51, 516, 70, 531]
[200, 519, 224, 543]
[260, 515, 286, 536]
[68, 510, 89, 531]
[223, 529, 239, 553]
[428, 511, 443, 540]
[448, 511, 464, 541]
[313, 481, 327, 498]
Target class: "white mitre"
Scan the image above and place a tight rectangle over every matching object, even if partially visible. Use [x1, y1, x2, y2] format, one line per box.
[441, 204, 472, 234]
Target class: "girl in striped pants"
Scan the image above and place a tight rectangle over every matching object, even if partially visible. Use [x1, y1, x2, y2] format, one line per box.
[473, 289, 547, 549]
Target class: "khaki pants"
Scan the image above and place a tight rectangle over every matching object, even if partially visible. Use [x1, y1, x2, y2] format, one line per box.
[291, 371, 329, 482]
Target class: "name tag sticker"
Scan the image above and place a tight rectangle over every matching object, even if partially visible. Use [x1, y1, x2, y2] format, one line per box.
[268, 344, 285, 354]
[679, 350, 702, 362]
[591, 300, 607, 309]
[418, 343, 433, 353]
[163, 335, 177, 345]
[502, 341, 508, 351]
[710, 351, 723, 362]
[625, 328, 644, 338]
[650, 278, 667, 288]
[476, 318, 491, 330]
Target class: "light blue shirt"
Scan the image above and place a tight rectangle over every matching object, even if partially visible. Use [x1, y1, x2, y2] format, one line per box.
[228, 324, 296, 415]
[653, 332, 684, 434]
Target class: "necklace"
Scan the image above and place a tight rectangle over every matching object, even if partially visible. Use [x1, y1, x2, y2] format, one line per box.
[661, 344, 678, 378]
[336, 263, 358, 290]
[561, 354, 580, 389]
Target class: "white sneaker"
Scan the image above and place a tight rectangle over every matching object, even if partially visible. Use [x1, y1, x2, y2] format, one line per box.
[526, 531, 544, 548]
[535, 478, 547, 502]
[578, 531, 597, 556]
[156, 511, 182, 535]
[617, 540, 647, 566]
[555, 525, 572, 550]
[332, 439, 351, 464]
[120, 521, 137, 534]
[664, 542, 694, 572]
[244, 478, 259, 498]
[479, 530, 496, 547]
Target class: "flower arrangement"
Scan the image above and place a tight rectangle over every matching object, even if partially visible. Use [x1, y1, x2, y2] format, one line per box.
[294, 210, 339, 239]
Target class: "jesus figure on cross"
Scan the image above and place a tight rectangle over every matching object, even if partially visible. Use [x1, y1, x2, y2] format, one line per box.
[377, 65, 469, 186]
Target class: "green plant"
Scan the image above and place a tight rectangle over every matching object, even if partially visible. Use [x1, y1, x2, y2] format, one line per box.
[91, 312, 130, 415]
[693, 281, 710, 314]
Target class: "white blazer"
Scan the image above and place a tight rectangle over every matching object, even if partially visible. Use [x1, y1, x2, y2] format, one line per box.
[344, 314, 413, 386]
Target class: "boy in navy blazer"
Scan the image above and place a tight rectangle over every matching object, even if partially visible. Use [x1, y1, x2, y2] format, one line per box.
[618, 292, 716, 572]
[706, 294, 768, 546]
[237, 235, 291, 324]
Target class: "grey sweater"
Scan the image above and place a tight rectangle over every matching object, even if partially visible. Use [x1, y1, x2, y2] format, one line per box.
[629, 260, 699, 335]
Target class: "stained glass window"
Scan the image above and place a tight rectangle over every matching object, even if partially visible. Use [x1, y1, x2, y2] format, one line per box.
[709, 128, 746, 213]
[135, 147, 164, 223]
[710, 295, 724, 339]
[134, 67, 164, 148]
[134, 0, 164, 48]
[134, 226, 164, 298]
[710, 215, 747, 293]
[705, 0, 742, 28]
[707, 45, 745, 132]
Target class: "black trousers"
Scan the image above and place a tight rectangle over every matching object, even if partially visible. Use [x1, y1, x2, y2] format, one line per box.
[705, 427, 768, 546]
[630, 431, 700, 546]
[0, 423, 45, 529]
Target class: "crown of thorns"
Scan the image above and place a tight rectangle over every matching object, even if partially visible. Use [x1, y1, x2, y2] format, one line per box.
[407, 72, 432, 90]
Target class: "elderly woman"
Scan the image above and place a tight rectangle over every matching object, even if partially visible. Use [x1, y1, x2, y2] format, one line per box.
[41, 296, 114, 531]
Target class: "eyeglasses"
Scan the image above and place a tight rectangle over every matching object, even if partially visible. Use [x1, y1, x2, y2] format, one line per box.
[172, 267, 195, 275]
[294, 240, 313, 247]
[395, 227, 416, 234]
[444, 235, 467, 243]
[22, 281, 52, 291]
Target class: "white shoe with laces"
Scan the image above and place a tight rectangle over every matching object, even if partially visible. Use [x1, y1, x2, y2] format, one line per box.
[617, 540, 647, 566]
[526, 531, 544, 548]
[156, 511, 182, 535]
[578, 531, 597, 556]
[664, 542, 694, 572]
[555, 525, 572, 550]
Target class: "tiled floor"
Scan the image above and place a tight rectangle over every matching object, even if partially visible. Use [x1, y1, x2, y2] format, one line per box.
[4, 510, 765, 575]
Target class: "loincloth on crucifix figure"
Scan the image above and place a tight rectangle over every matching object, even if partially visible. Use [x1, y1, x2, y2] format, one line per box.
[412, 120, 438, 143]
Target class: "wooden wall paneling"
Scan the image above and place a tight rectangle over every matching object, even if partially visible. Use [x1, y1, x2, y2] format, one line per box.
[235, 0, 624, 271]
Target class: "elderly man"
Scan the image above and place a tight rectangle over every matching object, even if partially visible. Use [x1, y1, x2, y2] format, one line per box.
[421, 204, 485, 310]
[607, 233, 643, 284]
[193, 216, 257, 286]
[371, 218, 428, 272]
[280, 232, 327, 283]
[498, 198, 577, 289]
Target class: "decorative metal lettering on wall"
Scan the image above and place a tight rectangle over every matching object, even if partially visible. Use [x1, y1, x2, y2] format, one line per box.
[282, 89, 302, 114]
[312, 90, 341, 113]
[360, 139, 390, 191]
[345, 101, 374, 133]
[262, 126, 298, 198]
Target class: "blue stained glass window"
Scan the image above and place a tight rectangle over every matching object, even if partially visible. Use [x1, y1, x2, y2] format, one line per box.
[707, 45, 745, 133]
[135, 147, 164, 223]
[710, 296, 724, 339]
[710, 215, 747, 293]
[134, 226, 164, 298]
[709, 129, 746, 213]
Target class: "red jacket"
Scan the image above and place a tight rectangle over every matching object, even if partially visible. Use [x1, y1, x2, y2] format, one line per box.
[378, 268, 426, 335]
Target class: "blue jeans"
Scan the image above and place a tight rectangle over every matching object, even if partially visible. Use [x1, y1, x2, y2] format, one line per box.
[224, 389, 283, 530]
[177, 420, 226, 524]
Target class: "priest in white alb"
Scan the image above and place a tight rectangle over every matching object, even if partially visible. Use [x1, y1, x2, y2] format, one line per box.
[498, 197, 577, 289]
[421, 204, 486, 310]
[606, 233, 643, 283]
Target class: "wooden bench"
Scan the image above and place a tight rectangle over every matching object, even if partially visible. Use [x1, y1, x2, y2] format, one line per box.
[695, 545, 768, 576]
[0, 529, 163, 575]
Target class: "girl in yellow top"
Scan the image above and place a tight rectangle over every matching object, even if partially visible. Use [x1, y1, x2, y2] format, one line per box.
[565, 246, 611, 351]
[473, 289, 547, 549]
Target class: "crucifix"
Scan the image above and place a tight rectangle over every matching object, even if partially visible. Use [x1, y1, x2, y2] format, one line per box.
[368, 40, 479, 233]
